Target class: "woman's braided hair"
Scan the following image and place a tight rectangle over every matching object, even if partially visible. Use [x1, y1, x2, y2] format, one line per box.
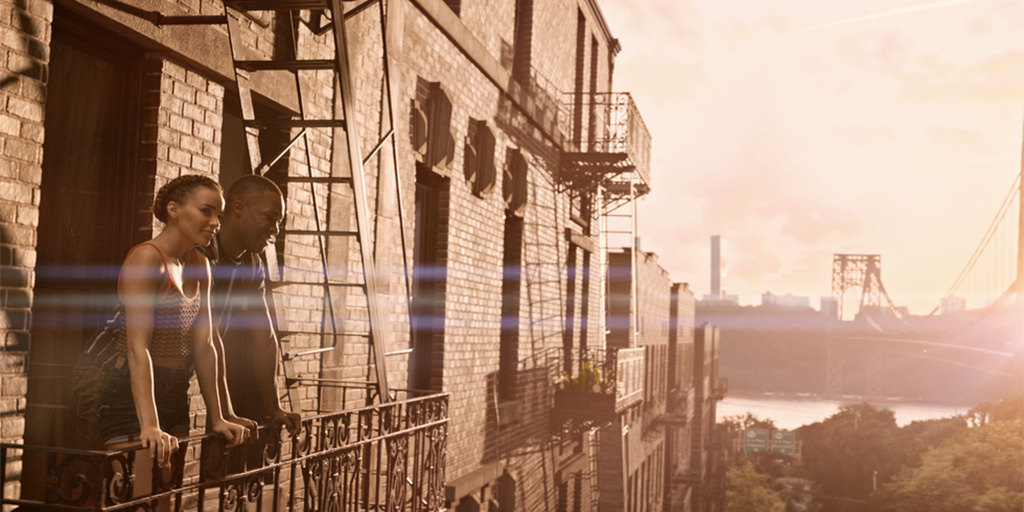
[152, 174, 222, 223]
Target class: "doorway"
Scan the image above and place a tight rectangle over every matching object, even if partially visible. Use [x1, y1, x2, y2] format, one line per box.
[25, 15, 143, 452]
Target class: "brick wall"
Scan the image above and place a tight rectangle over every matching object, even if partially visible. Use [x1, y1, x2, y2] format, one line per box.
[399, 1, 609, 507]
[142, 58, 224, 235]
[636, 250, 670, 418]
[0, 0, 51, 501]
[0, 0, 639, 508]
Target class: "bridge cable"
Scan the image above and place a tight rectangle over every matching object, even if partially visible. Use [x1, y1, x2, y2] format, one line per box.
[930, 173, 1022, 316]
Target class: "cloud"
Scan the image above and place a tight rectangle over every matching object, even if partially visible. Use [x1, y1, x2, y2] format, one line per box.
[819, 2, 1024, 102]
[791, 0, 973, 34]
[925, 125, 983, 145]
[897, 54, 1024, 102]
[601, 0, 1023, 313]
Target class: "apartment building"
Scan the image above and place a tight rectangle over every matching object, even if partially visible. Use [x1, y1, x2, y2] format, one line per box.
[603, 251, 723, 512]
[0, 0, 655, 509]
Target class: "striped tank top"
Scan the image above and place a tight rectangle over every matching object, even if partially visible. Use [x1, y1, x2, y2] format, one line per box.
[115, 243, 202, 359]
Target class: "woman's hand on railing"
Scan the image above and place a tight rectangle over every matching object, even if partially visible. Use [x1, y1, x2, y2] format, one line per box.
[139, 426, 179, 468]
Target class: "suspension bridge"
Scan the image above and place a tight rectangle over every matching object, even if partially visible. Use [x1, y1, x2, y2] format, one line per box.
[824, 136, 1024, 398]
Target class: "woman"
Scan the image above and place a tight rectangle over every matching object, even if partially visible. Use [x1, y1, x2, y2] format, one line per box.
[97, 175, 247, 477]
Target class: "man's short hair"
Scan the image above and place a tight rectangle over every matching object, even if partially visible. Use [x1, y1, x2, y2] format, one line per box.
[226, 174, 283, 206]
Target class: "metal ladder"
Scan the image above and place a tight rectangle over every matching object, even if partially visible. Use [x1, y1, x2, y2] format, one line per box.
[600, 175, 640, 346]
[219, 0, 410, 404]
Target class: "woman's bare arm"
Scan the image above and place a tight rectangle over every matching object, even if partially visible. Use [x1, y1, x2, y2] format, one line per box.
[120, 245, 177, 466]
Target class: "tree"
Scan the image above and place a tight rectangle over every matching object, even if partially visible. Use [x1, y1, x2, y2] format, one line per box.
[724, 462, 786, 512]
[721, 412, 777, 431]
[873, 418, 1024, 512]
[719, 413, 791, 478]
[966, 395, 1024, 427]
[797, 403, 901, 503]
[892, 416, 967, 468]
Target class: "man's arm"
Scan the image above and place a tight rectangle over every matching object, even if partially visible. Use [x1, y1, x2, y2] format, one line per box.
[193, 255, 245, 448]
[214, 328, 258, 432]
[251, 294, 301, 436]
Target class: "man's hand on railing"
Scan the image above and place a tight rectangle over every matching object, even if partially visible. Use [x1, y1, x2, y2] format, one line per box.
[226, 414, 259, 435]
[211, 419, 248, 448]
[269, 408, 302, 438]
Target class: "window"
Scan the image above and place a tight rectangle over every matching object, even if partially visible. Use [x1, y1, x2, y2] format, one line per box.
[503, 148, 528, 216]
[563, 244, 579, 374]
[442, 0, 461, 15]
[411, 168, 449, 391]
[411, 79, 455, 174]
[219, 96, 291, 277]
[587, 35, 599, 149]
[463, 118, 496, 197]
[512, 0, 534, 85]
[572, 10, 586, 148]
[499, 214, 523, 400]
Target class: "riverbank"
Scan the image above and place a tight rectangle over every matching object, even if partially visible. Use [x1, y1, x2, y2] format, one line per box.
[717, 392, 975, 430]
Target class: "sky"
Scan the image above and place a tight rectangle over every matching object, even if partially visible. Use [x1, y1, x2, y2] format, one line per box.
[597, 0, 1024, 315]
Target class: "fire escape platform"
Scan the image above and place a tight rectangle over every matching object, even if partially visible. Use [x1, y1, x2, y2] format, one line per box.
[551, 348, 646, 430]
[557, 92, 652, 197]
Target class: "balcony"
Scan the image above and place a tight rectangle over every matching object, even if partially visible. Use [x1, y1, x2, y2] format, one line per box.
[710, 377, 728, 401]
[1, 391, 448, 512]
[559, 92, 652, 198]
[552, 347, 645, 428]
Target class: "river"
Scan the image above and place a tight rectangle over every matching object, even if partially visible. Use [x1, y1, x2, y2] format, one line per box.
[717, 393, 973, 430]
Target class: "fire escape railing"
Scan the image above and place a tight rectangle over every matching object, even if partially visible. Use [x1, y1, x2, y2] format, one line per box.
[560, 92, 652, 191]
[552, 347, 645, 416]
[1, 391, 448, 512]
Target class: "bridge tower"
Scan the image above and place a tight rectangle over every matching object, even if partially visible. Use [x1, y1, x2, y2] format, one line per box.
[828, 254, 899, 398]
[831, 254, 902, 320]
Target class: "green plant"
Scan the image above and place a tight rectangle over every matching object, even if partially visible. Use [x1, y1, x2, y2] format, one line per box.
[558, 361, 613, 394]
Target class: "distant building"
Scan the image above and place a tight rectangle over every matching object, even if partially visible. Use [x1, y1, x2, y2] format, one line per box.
[691, 324, 724, 511]
[711, 235, 722, 299]
[606, 248, 671, 511]
[667, 283, 697, 510]
[941, 296, 967, 314]
[820, 296, 839, 318]
[761, 292, 811, 309]
[701, 293, 740, 305]
[604, 252, 723, 512]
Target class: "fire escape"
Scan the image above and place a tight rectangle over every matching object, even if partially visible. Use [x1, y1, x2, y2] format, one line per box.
[553, 90, 653, 509]
[553, 91, 651, 428]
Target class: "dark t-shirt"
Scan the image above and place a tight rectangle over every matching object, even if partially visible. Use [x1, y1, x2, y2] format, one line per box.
[198, 235, 272, 421]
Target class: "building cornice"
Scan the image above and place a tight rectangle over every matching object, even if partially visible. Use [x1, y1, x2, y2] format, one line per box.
[583, 0, 620, 55]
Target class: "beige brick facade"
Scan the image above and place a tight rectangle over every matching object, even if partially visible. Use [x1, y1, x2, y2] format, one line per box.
[0, 0, 50, 451]
[0, 0, 724, 510]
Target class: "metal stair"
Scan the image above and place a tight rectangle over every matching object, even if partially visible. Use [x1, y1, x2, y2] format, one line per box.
[217, 0, 409, 405]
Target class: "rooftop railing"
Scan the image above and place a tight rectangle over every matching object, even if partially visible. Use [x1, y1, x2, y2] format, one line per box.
[1, 391, 448, 512]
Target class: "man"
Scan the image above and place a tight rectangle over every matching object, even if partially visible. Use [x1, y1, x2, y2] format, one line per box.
[200, 174, 301, 436]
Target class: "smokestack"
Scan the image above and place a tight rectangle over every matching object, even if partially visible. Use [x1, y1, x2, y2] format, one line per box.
[711, 235, 721, 299]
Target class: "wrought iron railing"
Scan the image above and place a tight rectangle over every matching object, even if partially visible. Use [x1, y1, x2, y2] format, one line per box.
[560, 92, 652, 186]
[553, 347, 645, 414]
[1, 391, 448, 511]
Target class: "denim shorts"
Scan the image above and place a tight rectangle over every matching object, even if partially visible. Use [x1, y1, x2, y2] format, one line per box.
[97, 359, 193, 444]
